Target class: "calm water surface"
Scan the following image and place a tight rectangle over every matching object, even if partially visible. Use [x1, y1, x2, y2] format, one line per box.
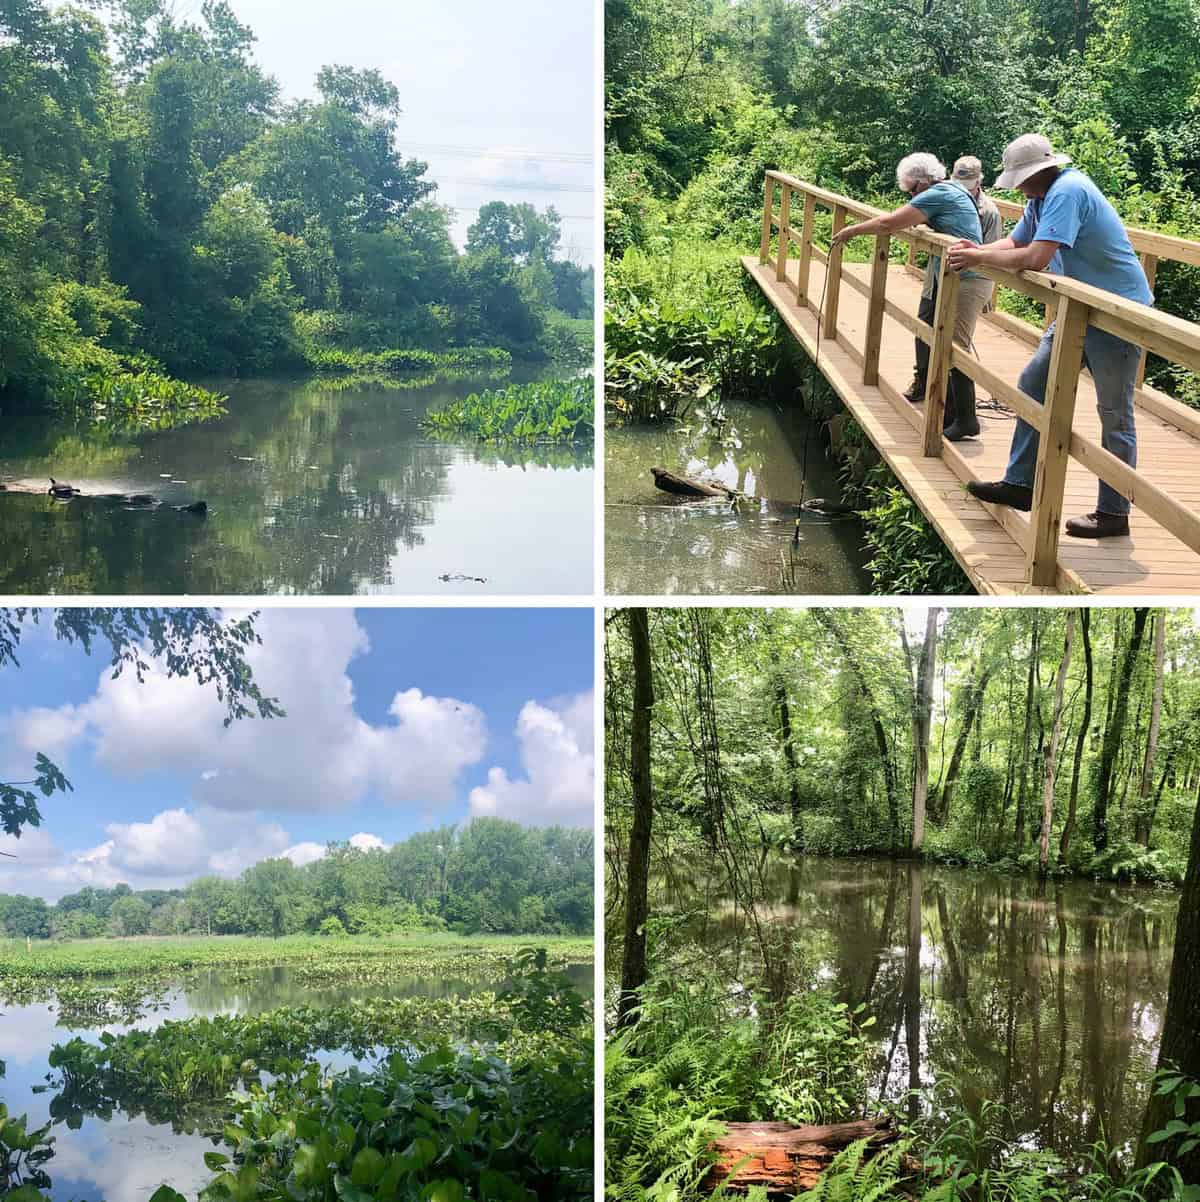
[1, 963, 592, 1201]
[605, 401, 868, 595]
[632, 856, 1178, 1163]
[0, 372, 592, 595]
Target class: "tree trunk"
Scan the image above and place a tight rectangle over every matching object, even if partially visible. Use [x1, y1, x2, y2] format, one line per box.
[1137, 783, 1200, 1177]
[1060, 609, 1092, 867]
[618, 607, 654, 1029]
[775, 670, 803, 845]
[1096, 609, 1150, 853]
[938, 666, 992, 826]
[912, 609, 938, 855]
[1039, 612, 1075, 875]
[1135, 613, 1166, 846]
[1015, 614, 1040, 849]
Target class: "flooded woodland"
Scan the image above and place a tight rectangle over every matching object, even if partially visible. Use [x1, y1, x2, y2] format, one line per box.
[605, 606, 1200, 1198]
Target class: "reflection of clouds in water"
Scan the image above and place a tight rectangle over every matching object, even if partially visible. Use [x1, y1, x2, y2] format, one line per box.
[46, 1113, 214, 1201]
[0, 1001, 60, 1069]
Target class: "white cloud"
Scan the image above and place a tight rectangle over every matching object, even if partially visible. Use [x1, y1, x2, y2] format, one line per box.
[0, 806, 293, 899]
[1, 610, 488, 815]
[468, 690, 593, 827]
[349, 832, 386, 850]
[282, 840, 327, 867]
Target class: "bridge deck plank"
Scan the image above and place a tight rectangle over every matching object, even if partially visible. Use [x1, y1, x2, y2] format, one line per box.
[742, 254, 1200, 594]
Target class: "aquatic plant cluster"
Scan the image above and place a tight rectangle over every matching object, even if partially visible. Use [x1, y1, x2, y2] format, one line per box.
[423, 378, 594, 444]
[305, 346, 513, 376]
[6, 949, 593, 1200]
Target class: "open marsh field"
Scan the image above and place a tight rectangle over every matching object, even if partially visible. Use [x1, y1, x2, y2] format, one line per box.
[0, 934, 594, 1201]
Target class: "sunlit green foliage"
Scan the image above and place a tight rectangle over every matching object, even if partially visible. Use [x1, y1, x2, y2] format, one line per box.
[424, 379, 594, 444]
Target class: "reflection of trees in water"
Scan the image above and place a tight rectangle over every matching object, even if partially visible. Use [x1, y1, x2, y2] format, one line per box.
[650, 854, 1178, 1161]
[0, 374, 588, 593]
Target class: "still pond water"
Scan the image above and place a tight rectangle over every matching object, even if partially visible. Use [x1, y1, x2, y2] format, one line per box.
[605, 400, 868, 595]
[1, 963, 591, 1201]
[0, 372, 592, 595]
[644, 856, 1178, 1164]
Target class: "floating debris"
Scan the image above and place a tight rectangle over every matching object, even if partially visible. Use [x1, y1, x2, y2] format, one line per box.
[438, 573, 488, 583]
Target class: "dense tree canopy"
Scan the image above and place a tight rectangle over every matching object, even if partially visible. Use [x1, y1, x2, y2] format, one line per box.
[606, 607, 1200, 881]
[0, 819, 593, 939]
[0, 0, 593, 414]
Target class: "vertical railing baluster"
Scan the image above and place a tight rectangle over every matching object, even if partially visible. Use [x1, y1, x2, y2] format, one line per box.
[823, 204, 848, 339]
[759, 176, 774, 264]
[921, 254, 961, 457]
[797, 192, 816, 307]
[1136, 252, 1158, 387]
[863, 234, 890, 385]
[1028, 295, 1090, 587]
[775, 185, 791, 283]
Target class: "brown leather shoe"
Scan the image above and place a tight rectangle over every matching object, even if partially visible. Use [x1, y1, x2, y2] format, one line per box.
[903, 374, 926, 403]
[1065, 511, 1129, 538]
[966, 480, 1032, 511]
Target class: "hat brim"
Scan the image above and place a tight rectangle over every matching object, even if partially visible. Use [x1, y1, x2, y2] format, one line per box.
[994, 153, 1071, 190]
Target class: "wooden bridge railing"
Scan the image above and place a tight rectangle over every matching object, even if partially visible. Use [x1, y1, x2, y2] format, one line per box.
[758, 170, 1200, 587]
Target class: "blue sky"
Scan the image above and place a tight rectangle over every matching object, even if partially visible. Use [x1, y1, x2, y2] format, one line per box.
[0, 607, 594, 899]
[221, 0, 596, 264]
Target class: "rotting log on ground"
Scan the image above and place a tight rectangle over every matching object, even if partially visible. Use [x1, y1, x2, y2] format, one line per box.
[705, 1117, 896, 1196]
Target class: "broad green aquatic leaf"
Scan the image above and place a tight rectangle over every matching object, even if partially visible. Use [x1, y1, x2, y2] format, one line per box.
[351, 1147, 385, 1187]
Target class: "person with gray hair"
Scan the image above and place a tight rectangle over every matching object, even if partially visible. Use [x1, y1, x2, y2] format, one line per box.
[831, 151, 992, 440]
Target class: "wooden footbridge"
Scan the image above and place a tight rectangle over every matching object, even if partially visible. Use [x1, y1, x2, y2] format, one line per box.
[744, 171, 1200, 594]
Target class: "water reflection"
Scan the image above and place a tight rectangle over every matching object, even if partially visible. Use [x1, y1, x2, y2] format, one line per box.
[643, 856, 1177, 1162]
[0, 372, 593, 595]
[2, 962, 593, 1200]
[604, 401, 869, 595]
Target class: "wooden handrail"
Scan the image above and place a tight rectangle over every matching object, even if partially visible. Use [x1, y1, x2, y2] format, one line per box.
[755, 171, 1200, 590]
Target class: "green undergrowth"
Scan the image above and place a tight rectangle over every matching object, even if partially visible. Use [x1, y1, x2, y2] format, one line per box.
[422, 377, 593, 444]
[606, 961, 875, 1202]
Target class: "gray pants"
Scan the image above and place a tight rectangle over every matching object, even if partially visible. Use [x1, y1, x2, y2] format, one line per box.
[914, 276, 991, 426]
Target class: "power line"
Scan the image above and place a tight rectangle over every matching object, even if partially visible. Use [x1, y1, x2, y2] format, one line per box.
[405, 142, 592, 165]
[450, 206, 593, 221]
[448, 178, 594, 193]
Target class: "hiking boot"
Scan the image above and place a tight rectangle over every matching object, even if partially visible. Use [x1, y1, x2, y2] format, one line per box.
[966, 480, 1032, 511]
[903, 374, 927, 403]
[943, 383, 979, 441]
[944, 415, 980, 441]
[1065, 511, 1130, 538]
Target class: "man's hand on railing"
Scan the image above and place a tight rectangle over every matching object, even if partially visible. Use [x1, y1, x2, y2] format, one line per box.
[946, 239, 983, 271]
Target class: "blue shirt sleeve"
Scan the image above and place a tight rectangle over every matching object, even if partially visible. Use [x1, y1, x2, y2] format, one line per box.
[1028, 181, 1086, 248]
[1011, 202, 1035, 245]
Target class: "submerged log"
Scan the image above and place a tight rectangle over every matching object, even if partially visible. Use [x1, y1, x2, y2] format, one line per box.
[650, 467, 735, 497]
[648, 468, 857, 517]
[705, 1117, 896, 1196]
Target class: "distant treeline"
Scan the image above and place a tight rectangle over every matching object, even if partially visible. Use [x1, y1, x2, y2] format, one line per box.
[0, 819, 593, 940]
[1, 0, 594, 416]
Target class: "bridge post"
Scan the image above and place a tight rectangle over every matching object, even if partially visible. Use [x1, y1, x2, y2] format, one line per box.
[1136, 252, 1159, 387]
[921, 258, 961, 456]
[775, 185, 791, 283]
[1028, 295, 1089, 587]
[823, 204, 848, 339]
[797, 192, 816, 307]
[759, 176, 774, 264]
[863, 235, 890, 386]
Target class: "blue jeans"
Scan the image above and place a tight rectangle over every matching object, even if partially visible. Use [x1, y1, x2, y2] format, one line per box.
[1004, 322, 1140, 516]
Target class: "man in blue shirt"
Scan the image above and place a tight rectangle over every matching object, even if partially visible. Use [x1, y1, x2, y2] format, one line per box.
[947, 133, 1153, 538]
[831, 152, 992, 440]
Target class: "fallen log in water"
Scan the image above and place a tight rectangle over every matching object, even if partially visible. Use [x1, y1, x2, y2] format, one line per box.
[650, 466, 735, 497]
[0, 481, 206, 514]
[649, 468, 857, 517]
[705, 1117, 897, 1196]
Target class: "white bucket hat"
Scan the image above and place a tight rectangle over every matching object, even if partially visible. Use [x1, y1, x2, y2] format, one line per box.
[994, 133, 1071, 189]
